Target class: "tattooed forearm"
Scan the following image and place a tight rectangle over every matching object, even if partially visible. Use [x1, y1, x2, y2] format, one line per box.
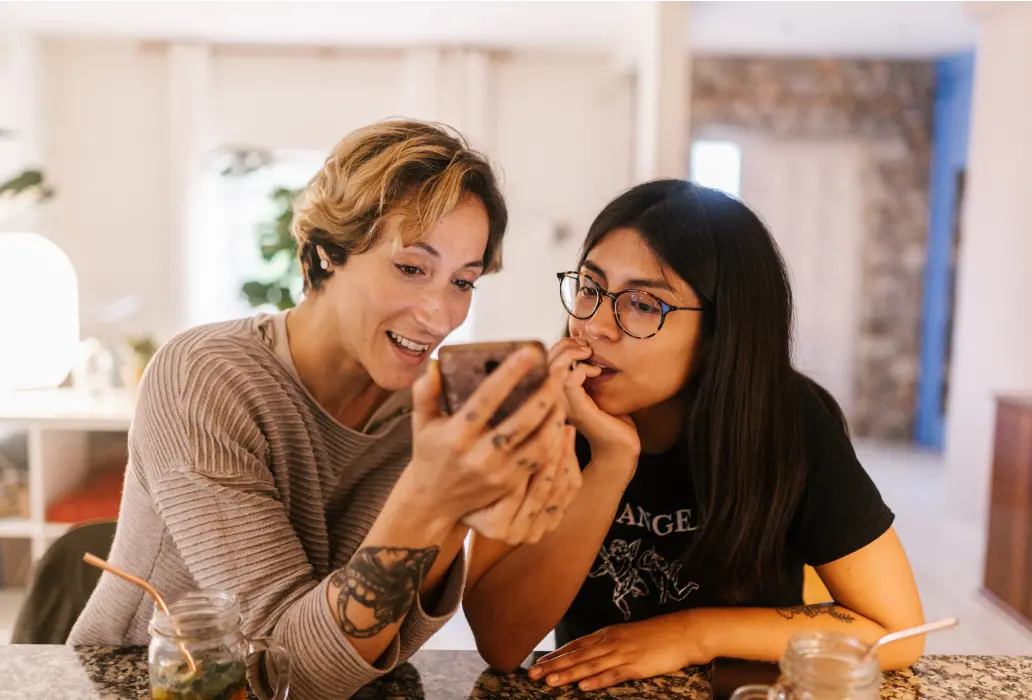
[775, 603, 856, 623]
[330, 545, 439, 638]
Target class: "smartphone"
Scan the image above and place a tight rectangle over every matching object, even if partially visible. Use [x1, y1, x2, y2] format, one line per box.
[437, 340, 549, 428]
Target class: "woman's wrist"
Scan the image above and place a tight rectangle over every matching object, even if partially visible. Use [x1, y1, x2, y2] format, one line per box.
[684, 608, 720, 664]
[588, 432, 639, 461]
[384, 469, 461, 536]
[585, 443, 639, 484]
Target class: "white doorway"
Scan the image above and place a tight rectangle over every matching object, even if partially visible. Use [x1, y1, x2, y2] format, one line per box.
[736, 137, 868, 423]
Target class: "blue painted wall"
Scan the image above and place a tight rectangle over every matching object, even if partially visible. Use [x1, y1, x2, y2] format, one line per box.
[915, 52, 975, 449]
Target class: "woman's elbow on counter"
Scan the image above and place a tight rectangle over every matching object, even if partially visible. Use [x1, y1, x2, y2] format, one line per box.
[464, 599, 539, 672]
[470, 625, 534, 673]
[881, 637, 925, 672]
[481, 653, 524, 674]
[474, 635, 530, 674]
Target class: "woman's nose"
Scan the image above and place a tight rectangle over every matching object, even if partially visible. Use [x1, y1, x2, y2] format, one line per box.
[412, 291, 454, 337]
[585, 300, 621, 341]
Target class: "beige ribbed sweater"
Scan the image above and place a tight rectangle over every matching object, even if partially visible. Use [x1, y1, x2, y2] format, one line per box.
[68, 313, 465, 699]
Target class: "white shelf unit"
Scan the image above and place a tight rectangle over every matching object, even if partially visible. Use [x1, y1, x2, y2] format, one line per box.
[0, 389, 133, 565]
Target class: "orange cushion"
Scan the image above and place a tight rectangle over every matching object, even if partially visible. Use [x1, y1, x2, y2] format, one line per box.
[46, 468, 124, 524]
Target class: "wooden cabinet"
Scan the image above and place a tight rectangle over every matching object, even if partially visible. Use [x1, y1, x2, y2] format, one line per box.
[984, 396, 1032, 625]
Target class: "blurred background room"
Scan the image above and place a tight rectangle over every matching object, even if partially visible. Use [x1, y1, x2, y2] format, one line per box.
[1, 0, 1031, 657]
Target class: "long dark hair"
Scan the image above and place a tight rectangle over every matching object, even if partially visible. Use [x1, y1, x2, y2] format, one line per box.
[578, 179, 842, 602]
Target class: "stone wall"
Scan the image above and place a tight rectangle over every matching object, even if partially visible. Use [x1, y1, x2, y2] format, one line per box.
[690, 58, 935, 441]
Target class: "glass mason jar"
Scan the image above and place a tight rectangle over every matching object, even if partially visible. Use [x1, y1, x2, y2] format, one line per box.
[730, 631, 881, 700]
[148, 590, 291, 700]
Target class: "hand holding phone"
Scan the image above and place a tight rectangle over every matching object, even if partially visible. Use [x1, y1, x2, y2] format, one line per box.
[438, 341, 550, 426]
[395, 341, 581, 545]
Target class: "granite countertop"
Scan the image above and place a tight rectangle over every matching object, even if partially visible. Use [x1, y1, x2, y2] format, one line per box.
[0, 646, 1029, 699]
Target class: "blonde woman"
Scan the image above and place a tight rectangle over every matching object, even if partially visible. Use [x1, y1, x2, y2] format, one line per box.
[70, 121, 581, 698]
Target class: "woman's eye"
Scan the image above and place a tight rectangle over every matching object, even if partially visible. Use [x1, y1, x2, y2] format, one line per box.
[453, 279, 477, 292]
[632, 300, 659, 314]
[395, 264, 423, 277]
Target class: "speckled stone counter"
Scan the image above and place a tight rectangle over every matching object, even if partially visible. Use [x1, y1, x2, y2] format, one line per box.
[1, 646, 1029, 699]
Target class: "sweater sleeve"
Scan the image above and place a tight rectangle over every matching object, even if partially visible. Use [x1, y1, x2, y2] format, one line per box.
[136, 348, 409, 699]
[398, 545, 467, 663]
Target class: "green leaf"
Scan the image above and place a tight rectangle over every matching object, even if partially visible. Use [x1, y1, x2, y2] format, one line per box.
[241, 281, 274, 308]
[275, 287, 296, 310]
[0, 169, 43, 194]
[239, 184, 303, 309]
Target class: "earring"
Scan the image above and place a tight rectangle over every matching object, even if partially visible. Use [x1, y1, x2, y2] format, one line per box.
[319, 258, 329, 271]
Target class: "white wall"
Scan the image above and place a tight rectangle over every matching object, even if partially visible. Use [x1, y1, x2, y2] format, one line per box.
[477, 51, 634, 344]
[26, 37, 634, 348]
[39, 39, 172, 343]
[0, 33, 43, 236]
[946, 2, 1032, 526]
[212, 47, 404, 151]
[0, 35, 28, 178]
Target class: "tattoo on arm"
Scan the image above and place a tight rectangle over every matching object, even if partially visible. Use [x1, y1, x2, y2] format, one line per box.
[775, 603, 856, 623]
[330, 545, 440, 638]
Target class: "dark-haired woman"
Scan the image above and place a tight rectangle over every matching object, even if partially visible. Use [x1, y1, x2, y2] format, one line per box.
[463, 180, 924, 691]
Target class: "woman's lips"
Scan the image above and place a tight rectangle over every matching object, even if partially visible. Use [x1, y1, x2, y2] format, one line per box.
[583, 357, 618, 391]
[585, 358, 618, 374]
[584, 370, 617, 391]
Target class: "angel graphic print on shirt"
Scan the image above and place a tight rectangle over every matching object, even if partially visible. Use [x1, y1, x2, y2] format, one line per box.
[555, 382, 897, 647]
[555, 435, 708, 646]
[588, 506, 700, 620]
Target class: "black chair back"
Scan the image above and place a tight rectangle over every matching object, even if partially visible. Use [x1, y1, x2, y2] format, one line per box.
[11, 520, 116, 644]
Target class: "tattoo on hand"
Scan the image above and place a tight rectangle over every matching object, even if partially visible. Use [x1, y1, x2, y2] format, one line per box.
[492, 432, 513, 449]
[776, 603, 856, 623]
[465, 410, 478, 421]
[330, 545, 439, 638]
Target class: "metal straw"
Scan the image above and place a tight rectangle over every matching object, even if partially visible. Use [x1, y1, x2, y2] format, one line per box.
[864, 617, 959, 662]
[83, 552, 198, 676]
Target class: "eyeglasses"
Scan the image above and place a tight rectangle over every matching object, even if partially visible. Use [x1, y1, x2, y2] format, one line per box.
[557, 271, 702, 339]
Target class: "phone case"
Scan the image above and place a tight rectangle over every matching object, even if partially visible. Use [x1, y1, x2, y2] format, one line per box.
[438, 341, 548, 428]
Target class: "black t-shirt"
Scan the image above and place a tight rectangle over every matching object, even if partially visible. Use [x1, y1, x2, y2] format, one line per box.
[555, 383, 895, 646]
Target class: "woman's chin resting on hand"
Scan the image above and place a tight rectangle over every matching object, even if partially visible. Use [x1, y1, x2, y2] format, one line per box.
[463, 179, 925, 690]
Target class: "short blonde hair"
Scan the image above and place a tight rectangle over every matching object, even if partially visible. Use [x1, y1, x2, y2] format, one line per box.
[292, 119, 507, 292]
